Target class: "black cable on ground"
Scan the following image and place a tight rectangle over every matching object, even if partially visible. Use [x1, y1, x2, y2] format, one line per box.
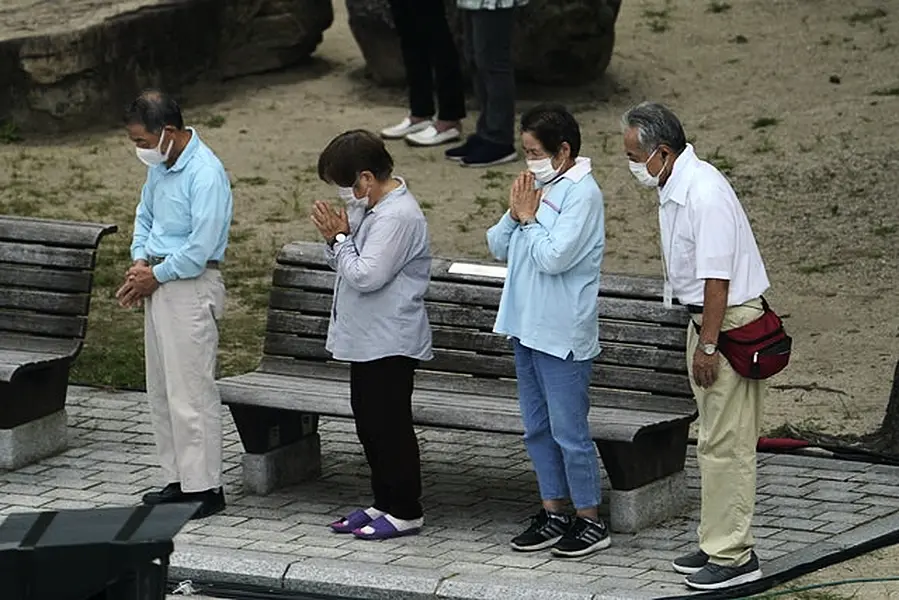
[684, 437, 899, 466]
[166, 579, 346, 600]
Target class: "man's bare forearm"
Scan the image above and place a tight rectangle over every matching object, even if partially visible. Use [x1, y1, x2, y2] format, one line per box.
[700, 279, 729, 345]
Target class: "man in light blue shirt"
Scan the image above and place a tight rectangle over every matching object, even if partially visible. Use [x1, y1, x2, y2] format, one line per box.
[116, 90, 232, 520]
[487, 104, 608, 558]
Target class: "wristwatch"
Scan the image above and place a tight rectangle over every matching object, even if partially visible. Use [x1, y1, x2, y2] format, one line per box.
[330, 232, 347, 247]
[700, 343, 718, 356]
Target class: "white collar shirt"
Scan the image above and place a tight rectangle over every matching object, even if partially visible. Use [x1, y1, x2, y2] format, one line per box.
[657, 144, 770, 306]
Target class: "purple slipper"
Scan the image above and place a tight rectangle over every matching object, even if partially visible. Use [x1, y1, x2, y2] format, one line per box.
[352, 515, 421, 540]
[329, 509, 372, 533]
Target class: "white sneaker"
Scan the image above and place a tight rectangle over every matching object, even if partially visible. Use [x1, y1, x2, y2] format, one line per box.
[380, 117, 432, 140]
[405, 125, 462, 147]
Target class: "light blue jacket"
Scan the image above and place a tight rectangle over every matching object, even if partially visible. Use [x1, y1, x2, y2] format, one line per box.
[486, 158, 605, 361]
[130, 127, 233, 283]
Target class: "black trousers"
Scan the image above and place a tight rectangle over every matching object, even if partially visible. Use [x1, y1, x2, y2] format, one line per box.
[462, 8, 517, 146]
[387, 0, 466, 121]
[350, 356, 423, 520]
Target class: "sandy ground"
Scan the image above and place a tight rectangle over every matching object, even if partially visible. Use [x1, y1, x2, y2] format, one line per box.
[3, 0, 898, 594]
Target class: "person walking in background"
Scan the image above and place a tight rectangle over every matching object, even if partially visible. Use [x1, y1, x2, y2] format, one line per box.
[380, 0, 466, 147]
[117, 90, 232, 520]
[621, 102, 770, 590]
[446, 0, 527, 167]
[487, 104, 609, 557]
[312, 130, 433, 540]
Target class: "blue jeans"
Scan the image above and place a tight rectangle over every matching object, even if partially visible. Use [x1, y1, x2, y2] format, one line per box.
[512, 338, 601, 509]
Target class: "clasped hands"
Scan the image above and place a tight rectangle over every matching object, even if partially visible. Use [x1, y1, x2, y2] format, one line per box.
[311, 200, 350, 243]
[115, 260, 159, 309]
[509, 171, 539, 222]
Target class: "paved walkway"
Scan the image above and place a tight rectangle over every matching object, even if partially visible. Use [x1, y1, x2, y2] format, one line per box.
[2, 386, 899, 600]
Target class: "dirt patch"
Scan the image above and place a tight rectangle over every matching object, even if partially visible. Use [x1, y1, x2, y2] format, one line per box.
[0, 0, 897, 441]
[764, 545, 899, 599]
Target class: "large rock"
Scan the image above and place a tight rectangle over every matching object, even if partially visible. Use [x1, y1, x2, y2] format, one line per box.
[346, 0, 622, 87]
[0, 0, 333, 133]
[346, 0, 406, 86]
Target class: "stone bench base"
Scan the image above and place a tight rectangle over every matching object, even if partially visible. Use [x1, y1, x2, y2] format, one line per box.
[241, 434, 322, 495]
[0, 409, 68, 470]
[607, 471, 689, 533]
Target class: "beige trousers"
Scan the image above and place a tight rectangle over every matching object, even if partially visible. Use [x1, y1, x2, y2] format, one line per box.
[144, 269, 225, 493]
[687, 298, 766, 567]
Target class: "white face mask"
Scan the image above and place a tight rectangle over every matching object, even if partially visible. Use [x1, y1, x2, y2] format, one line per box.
[526, 156, 560, 184]
[337, 185, 368, 210]
[628, 148, 665, 188]
[136, 130, 174, 167]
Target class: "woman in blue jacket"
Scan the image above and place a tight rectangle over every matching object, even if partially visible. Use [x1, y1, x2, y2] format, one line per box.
[486, 103, 608, 558]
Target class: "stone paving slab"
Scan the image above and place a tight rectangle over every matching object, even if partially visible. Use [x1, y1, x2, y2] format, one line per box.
[1, 386, 898, 600]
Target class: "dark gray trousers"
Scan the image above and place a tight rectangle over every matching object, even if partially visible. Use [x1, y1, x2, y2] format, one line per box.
[461, 8, 517, 146]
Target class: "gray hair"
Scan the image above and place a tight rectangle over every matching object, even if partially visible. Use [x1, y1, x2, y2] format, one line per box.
[621, 102, 687, 154]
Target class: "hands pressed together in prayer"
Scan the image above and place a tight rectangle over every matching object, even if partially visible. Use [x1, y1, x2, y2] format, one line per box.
[509, 171, 540, 222]
[115, 260, 159, 309]
[311, 200, 351, 243]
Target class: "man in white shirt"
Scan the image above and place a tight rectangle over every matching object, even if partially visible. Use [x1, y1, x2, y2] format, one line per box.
[621, 102, 770, 591]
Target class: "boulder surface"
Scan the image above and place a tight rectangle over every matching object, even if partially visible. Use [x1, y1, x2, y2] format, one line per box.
[0, 0, 334, 132]
[345, 0, 622, 86]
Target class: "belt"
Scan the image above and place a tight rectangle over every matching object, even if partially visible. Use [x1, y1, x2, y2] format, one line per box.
[686, 305, 703, 314]
[148, 256, 221, 269]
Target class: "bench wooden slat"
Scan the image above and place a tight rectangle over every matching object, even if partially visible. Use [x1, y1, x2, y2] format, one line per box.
[0, 264, 92, 293]
[265, 310, 686, 371]
[0, 289, 90, 316]
[0, 350, 73, 382]
[0, 335, 78, 382]
[267, 295, 687, 352]
[262, 334, 692, 397]
[0, 242, 95, 269]
[270, 284, 689, 330]
[276, 241, 673, 301]
[427, 257, 670, 300]
[0, 217, 118, 248]
[0, 333, 81, 354]
[219, 371, 691, 442]
[257, 356, 698, 415]
[0, 310, 86, 338]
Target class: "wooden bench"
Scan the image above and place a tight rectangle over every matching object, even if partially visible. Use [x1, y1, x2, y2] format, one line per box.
[0, 216, 117, 469]
[218, 241, 697, 532]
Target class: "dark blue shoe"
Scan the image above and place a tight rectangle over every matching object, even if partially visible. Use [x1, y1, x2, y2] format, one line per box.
[460, 140, 517, 168]
[445, 134, 483, 161]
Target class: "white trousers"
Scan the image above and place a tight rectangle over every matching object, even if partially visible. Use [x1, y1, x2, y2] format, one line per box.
[144, 269, 225, 493]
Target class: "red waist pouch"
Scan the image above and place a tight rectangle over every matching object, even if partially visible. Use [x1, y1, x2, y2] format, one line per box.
[694, 297, 793, 380]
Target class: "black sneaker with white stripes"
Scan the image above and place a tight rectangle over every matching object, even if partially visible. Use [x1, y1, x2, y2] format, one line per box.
[551, 516, 611, 558]
[510, 509, 572, 552]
